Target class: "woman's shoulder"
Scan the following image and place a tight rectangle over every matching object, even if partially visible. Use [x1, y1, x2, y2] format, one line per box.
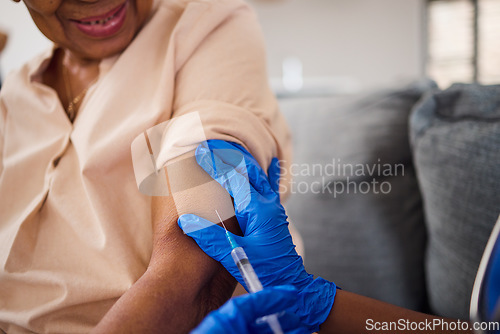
[0, 46, 55, 112]
[149, 0, 255, 47]
[2, 46, 55, 94]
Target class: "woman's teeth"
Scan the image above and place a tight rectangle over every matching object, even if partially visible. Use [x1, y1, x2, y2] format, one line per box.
[80, 12, 118, 25]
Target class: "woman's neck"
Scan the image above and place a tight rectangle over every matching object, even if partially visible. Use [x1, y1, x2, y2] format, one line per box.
[42, 47, 100, 122]
[62, 49, 100, 74]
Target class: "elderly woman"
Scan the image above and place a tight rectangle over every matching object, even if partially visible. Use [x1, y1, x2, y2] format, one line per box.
[0, 0, 291, 333]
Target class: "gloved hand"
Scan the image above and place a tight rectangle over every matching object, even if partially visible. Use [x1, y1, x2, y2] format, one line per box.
[191, 285, 308, 334]
[178, 140, 337, 332]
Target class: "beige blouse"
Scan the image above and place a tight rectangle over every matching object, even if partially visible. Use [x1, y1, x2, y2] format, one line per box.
[0, 0, 291, 332]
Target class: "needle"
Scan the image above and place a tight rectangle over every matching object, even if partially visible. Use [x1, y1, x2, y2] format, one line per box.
[215, 209, 227, 230]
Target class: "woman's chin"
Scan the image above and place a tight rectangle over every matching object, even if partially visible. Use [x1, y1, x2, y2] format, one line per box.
[62, 13, 140, 62]
[64, 31, 136, 62]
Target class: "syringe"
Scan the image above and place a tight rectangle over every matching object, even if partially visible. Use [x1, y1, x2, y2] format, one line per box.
[215, 210, 284, 334]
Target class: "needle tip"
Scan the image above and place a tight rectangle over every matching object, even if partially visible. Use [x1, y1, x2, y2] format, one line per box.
[215, 210, 228, 231]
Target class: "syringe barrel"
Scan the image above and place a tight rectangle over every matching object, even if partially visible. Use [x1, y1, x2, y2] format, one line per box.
[231, 247, 263, 293]
[230, 247, 284, 334]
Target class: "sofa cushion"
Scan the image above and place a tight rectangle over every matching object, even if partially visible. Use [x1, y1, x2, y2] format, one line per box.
[279, 81, 434, 311]
[410, 83, 500, 319]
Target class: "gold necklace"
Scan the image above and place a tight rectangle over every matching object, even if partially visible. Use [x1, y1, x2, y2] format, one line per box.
[62, 65, 97, 122]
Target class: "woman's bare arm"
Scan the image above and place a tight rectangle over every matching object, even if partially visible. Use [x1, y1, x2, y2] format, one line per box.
[92, 151, 240, 333]
[320, 289, 472, 334]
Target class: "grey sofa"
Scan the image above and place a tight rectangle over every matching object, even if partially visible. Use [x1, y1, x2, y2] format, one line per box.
[279, 81, 500, 319]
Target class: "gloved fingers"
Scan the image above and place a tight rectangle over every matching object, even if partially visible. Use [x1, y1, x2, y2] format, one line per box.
[204, 285, 297, 333]
[248, 310, 308, 334]
[241, 154, 275, 197]
[195, 143, 277, 233]
[195, 140, 248, 184]
[228, 285, 298, 323]
[196, 141, 251, 201]
[267, 157, 281, 195]
[177, 214, 235, 263]
[204, 163, 255, 231]
[196, 140, 275, 197]
[191, 285, 307, 334]
[192, 287, 298, 334]
[195, 142, 244, 182]
[283, 327, 311, 334]
[195, 141, 267, 233]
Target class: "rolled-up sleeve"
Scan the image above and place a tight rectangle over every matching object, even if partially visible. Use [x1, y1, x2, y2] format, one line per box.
[171, 1, 291, 176]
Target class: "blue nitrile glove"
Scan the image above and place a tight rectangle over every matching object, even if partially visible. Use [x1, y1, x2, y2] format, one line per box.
[192, 285, 308, 334]
[178, 140, 337, 332]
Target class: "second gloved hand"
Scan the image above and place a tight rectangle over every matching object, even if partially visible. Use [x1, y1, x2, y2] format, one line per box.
[192, 285, 308, 334]
[178, 140, 337, 333]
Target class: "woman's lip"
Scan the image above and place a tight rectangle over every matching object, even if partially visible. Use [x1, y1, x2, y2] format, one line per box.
[72, 1, 126, 23]
[72, 1, 128, 38]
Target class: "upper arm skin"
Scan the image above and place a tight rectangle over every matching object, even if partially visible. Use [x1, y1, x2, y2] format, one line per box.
[92, 151, 240, 333]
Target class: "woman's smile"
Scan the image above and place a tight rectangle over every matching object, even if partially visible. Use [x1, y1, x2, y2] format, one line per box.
[23, 0, 153, 61]
[70, 1, 129, 39]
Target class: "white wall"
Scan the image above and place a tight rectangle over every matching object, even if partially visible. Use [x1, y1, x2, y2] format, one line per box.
[0, 1, 51, 79]
[0, 0, 425, 92]
[248, 0, 426, 92]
